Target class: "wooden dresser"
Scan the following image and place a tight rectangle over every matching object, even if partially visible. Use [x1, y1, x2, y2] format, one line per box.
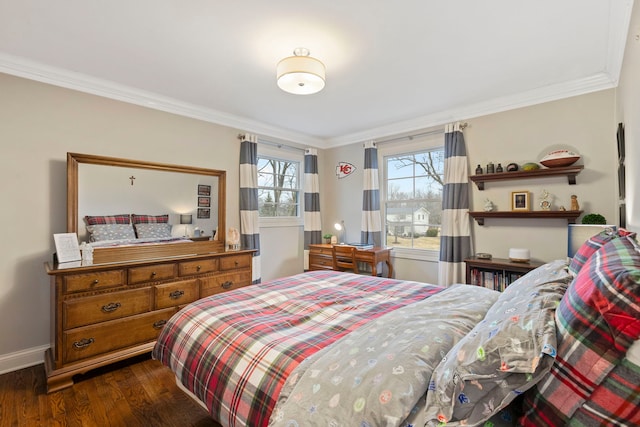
[44, 249, 254, 393]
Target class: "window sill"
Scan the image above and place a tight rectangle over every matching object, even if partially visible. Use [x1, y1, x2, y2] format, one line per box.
[259, 217, 303, 228]
[389, 247, 439, 262]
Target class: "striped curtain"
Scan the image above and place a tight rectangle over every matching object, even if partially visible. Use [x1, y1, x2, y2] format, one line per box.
[438, 123, 471, 286]
[361, 141, 382, 246]
[304, 148, 322, 249]
[239, 134, 261, 284]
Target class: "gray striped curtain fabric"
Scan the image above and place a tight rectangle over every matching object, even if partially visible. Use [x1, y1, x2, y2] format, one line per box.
[239, 134, 261, 284]
[361, 141, 382, 246]
[438, 123, 471, 286]
[304, 148, 322, 249]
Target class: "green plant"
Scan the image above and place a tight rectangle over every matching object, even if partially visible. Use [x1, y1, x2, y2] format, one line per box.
[323, 233, 333, 239]
[582, 213, 607, 224]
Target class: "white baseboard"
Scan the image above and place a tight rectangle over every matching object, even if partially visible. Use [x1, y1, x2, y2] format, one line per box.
[0, 345, 47, 375]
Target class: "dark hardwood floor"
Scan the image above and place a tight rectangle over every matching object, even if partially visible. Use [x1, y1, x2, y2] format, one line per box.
[0, 354, 222, 427]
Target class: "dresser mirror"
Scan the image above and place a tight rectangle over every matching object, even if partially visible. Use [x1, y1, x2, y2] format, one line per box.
[67, 152, 226, 263]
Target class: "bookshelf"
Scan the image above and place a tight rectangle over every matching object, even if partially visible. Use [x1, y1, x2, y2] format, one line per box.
[465, 256, 544, 292]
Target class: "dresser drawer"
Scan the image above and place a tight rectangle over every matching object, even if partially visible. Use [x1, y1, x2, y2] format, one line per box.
[199, 271, 252, 298]
[63, 288, 152, 329]
[220, 254, 251, 271]
[178, 258, 218, 276]
[128, 263, 176, 285]
[62, 308, 177, 364]
[64, 270, 125, 294]
[309, 254, 333, 270]
[154, 279, 199, 309]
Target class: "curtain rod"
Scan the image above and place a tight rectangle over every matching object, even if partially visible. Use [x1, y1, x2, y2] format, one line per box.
[372, 122, 468, 147]
[237, 134, 306, 153]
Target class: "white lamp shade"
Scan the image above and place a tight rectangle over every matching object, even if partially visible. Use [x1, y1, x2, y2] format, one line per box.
[277, 55, 325, 95]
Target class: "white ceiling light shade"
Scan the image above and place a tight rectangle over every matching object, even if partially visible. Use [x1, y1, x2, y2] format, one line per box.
[277, 48, 325, 95]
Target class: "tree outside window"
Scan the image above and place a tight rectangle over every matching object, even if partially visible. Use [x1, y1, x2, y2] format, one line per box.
[257, 157, 300, 217]
[384, 148, 444, 250]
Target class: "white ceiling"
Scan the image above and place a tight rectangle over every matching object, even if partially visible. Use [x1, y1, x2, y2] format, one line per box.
[0, 1, 635, 147]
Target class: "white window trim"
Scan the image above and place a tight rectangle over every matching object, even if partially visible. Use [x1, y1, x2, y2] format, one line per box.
[378, 132, 444, 262]
[257, 143, 304, 228]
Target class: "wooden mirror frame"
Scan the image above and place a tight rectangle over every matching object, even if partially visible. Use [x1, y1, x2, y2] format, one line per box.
[67, 152, 226, 264]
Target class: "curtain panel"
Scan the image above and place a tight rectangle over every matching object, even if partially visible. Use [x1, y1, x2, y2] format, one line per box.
[361, 141, 382, 246]
[239, 134, 261, 284]
[303, 148, 322, 249]
[438, 123, 471, 286]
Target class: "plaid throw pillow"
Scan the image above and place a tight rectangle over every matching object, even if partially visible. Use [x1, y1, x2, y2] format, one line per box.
[132, 214, 169, 224]
[521, 235, 640, 426]
[84, 214, 131, 225]
[568, 228, 635, 276]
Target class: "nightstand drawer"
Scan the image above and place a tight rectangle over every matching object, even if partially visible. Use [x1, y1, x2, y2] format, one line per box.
[63, 288, 152, 329]
[128, 263, 176, 285]
[64, 270, 125, 294]
[63, 308, 177, 364]
[178, 259, 218, 276]
[154, 279, 199, 309]
[199, 271, 251, 298]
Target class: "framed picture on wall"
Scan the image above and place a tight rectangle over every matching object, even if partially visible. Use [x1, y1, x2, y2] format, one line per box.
[198, 197, 210, 207]
[197, 208, 210, 219]
[198, 184, 211, 196]
[511, 191, 530, 211]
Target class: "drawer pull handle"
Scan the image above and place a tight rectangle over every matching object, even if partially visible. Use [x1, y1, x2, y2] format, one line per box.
[73, 338, 94, 349]
[101, 302, 121, 313]
[169, 290, 184, 299]
[151, 272, 157, 277]
[196, 265, 201, 271]
[92, 279, 99, 285]
[222, 280, 233, 289]
[234, 261, 239, 266]
[153, 320, 167, 329]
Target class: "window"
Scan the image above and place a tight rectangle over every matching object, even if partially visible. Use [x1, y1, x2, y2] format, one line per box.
[382, 136, 444, 257]
[257, 154, 301, 220]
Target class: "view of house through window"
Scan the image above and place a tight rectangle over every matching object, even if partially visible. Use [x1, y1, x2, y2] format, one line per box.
[384, 147, 444, 251]
[257, 156, 300, 217]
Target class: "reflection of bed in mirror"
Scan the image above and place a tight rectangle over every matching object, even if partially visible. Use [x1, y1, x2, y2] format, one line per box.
[67, 153, 227, 263]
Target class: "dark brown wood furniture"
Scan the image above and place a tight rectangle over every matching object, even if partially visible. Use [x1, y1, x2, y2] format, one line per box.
[465, 256, 543, 291]
[44, 249, 254, 393]
[309, 244, 393, 278]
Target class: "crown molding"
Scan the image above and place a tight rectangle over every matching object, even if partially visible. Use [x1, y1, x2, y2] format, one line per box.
[0, 53, 326, 148]
[325, 72, 617, 148]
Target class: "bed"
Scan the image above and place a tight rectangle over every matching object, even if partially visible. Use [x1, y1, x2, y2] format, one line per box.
[153, 228, 640, 426]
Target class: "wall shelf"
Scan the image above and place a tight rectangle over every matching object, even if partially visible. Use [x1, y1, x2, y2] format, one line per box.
[470, 165, 584, 190]
[469, 210, 583, 225]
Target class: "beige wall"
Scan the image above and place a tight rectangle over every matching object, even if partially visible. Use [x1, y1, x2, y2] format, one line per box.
[616, 1, 640, 233]
[322, 90, 618, 279]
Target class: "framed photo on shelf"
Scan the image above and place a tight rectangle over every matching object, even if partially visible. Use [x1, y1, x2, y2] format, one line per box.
[511, 191, 530, 211]
[198, 196, 210, 207]
[197, 208, 210, 219]
[197, 184, 211, 196]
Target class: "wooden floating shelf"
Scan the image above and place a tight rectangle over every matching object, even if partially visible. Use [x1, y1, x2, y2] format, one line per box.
[469, 210, 583, 225]
[470, 165, 584, 190]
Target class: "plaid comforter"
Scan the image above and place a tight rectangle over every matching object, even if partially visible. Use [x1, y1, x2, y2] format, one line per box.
[152, 270, 443, 427]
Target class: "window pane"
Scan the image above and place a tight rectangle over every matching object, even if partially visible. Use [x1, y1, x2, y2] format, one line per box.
[384, 147, 444, 251]
[257, 156, 300, 218]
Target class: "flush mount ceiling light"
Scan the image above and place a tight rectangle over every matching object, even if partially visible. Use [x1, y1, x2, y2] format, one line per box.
[277, 47, 325, 95]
